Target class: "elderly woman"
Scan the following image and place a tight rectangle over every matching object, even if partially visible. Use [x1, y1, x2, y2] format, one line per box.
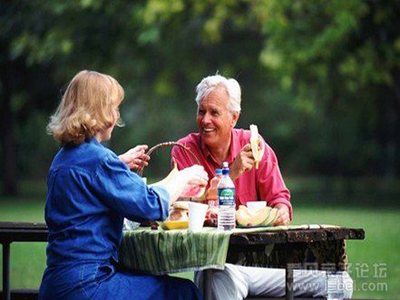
[171, 74, 353, 300]
[39, 70, 208, 300]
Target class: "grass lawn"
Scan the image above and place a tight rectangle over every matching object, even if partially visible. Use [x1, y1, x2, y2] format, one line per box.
[0, 180, 399, 299]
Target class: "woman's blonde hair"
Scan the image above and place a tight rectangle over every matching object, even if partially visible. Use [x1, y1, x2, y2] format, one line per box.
[47, 70, 124, 146]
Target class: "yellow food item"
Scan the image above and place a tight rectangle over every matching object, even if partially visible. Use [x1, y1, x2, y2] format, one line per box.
[236, 206, 274, 227]
[235, 208, 253, 227]
[151, 161, 179, 187]
[261, 208, 279, 226]
[250, 124, 265, 169]
[160, 220, 188, 230]
[238, 205, 251, 215]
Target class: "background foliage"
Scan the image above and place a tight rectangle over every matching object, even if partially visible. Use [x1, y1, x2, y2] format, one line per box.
[1, 0, 399, 194]
[1, 1, 399, 298]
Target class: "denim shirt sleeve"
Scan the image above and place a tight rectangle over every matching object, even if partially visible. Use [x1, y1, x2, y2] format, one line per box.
[94, 154, 170, 222]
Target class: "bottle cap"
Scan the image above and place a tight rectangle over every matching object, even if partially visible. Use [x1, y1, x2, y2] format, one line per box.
[222, 162, 229, 175]
[215, 169, 222, 175]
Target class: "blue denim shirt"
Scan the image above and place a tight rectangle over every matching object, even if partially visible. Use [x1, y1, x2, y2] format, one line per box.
[44, 138, 170, 267]
[40, 139, 202, 299]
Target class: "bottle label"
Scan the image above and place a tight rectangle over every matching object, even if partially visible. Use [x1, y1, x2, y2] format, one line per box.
[218, 187, 235, 206]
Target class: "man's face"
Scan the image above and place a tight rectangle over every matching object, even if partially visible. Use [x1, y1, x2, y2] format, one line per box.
[196, 87, 239, 149]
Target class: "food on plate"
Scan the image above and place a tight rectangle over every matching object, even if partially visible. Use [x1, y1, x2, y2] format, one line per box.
[204, 206, 219, 227]
[250, 124, 265, 169]
[167, 201, 189, 221]
[160, 201, 189, 230]
[235, 205, 278, 227]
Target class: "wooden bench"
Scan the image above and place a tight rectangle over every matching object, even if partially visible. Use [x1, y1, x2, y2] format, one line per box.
[0, 222, 48, 300]
[0, 290, 39, 300]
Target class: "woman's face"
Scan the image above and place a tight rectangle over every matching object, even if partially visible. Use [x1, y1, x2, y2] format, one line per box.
[196, 87, 239, 149]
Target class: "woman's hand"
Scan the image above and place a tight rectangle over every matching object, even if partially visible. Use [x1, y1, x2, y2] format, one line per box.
[179, 165, 209, 188]
[273, 203, 291, 226]
[119, 145, 150, 171]
[152, 165, 208, 205]
[230, 144, 255, 181]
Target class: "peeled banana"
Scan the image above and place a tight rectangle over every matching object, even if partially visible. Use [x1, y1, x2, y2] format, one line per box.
[149, 160, 179, 187]
[250, 124, 265, 169]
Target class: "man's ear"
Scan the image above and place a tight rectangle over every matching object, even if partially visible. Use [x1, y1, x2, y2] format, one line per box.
[231, 112, 240, 127]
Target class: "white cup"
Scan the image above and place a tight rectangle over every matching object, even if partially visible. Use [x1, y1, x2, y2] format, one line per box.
[246, 201, 267, 211]
[188, 202, 208, 231]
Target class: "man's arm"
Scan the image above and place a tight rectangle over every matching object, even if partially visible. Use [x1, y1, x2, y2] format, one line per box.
[257, 144, 292, 223]
[273, 203, 291, 225]
[230, 140, 292, 223]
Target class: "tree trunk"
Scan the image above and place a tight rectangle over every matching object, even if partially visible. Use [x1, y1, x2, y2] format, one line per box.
[392, 69, 400, 176]
[0, 61, 18, 196]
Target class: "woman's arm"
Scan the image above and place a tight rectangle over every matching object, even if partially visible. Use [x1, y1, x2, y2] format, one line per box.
[151, 165, 208, 204]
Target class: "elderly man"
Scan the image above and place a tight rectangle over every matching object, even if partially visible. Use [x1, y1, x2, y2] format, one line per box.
[171, 74, 353, 300]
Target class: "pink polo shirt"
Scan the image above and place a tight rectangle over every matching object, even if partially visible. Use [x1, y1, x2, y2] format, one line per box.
[171, 128, 292, 219]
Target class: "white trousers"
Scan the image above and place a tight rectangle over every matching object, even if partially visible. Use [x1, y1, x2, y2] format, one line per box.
[195, 264, 353, 300]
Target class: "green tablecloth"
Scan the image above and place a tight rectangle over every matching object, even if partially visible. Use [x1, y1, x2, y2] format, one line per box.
[119, 227, 231, 275]
[119, 224, 339, 275]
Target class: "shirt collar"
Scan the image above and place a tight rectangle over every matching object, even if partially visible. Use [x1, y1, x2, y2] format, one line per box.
[199, 129, 237, 166]
[90, 137, 105, 149]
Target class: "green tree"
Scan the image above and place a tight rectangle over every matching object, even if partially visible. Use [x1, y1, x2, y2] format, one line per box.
[254, 0, 400, 175]
[137, 0, 400, 176]
[1, 0, 399, 195]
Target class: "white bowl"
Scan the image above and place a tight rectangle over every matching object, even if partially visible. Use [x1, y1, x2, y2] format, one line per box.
[246, 201, 267, 211]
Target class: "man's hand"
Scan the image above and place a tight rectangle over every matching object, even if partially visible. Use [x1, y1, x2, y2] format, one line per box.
[230, 143, 255, 180]
[119, 145, 150, 171]
[273, 203, 291, 226]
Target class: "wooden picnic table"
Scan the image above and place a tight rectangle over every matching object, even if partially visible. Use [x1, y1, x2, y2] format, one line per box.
[223, 226, 365, 300]
[119, 225, 364, 300]
[0, 222, 365, 300]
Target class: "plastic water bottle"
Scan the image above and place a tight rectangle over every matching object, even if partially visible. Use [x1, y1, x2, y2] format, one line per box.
[217, 162, 236, 231]
[206, 168, 223, 207]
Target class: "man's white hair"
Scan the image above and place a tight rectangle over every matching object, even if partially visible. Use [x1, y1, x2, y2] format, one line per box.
[195, 74, 241, 113]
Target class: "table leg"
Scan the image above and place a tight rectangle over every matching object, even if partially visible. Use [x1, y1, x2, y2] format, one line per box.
[203, 269, 213, 300]
[285, 263, 294, 300]
[2, 242, 11, 300]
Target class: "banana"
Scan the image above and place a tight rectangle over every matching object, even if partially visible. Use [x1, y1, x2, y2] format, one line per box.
[149, 160, 179, 187]
[250, 124, 265, 169]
